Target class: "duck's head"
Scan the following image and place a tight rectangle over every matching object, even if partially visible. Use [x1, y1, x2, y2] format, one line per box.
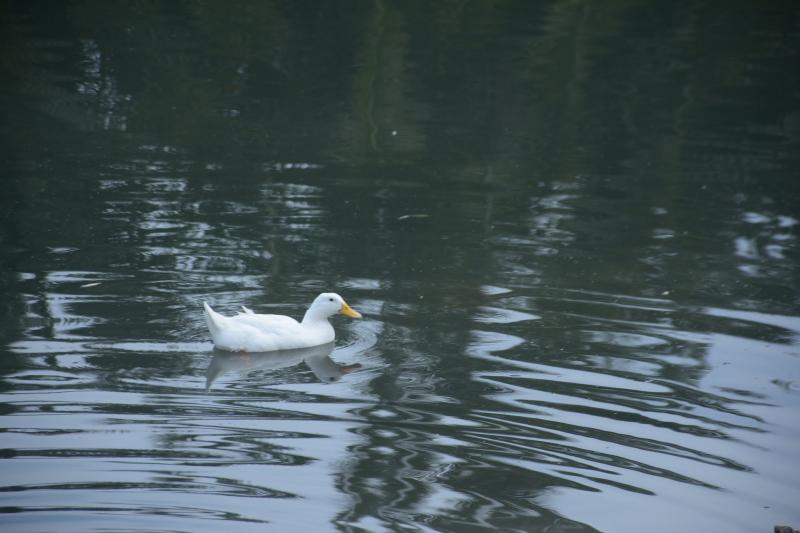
[308, 292, 362, 319]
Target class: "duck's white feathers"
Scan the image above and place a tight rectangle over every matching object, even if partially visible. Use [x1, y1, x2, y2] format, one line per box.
[203, 300, 336, 352]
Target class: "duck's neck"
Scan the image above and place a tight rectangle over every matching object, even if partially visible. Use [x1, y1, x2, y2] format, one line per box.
[302, 309, 330, 325]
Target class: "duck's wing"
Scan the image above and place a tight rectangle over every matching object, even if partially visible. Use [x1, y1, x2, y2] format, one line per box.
[230, 312, 302, 335]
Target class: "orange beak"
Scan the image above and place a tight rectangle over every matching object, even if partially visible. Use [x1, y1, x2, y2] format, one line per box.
[340, 301, 362, 318]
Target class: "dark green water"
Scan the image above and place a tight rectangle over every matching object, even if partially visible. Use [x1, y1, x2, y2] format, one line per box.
[1, 2, 799, 532]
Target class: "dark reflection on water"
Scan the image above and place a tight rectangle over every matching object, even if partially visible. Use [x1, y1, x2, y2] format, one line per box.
[1, 1, 799, 532]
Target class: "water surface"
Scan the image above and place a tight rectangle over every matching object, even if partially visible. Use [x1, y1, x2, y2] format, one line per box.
[1, 2, 799, 532]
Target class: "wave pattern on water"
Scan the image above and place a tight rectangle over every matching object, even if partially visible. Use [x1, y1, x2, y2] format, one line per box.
[2, 3, 800, 527]
[3, 256, 800, 532]
[3, 164, 799, 532]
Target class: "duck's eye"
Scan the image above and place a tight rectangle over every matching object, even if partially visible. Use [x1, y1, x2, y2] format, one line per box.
[329, 298, 334, 302]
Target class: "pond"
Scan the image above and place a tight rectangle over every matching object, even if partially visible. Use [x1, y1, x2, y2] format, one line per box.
[1, 2, 799, 532]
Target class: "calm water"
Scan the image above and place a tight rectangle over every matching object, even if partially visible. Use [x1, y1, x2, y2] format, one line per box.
[2, 2, 799, 532]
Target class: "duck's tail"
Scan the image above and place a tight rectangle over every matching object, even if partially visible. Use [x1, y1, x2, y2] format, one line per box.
[203, 301, 225, 342]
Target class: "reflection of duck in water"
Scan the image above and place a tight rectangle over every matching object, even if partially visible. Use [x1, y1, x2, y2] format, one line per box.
[203, 293, 361, 353]
[205, 342, 361, 390]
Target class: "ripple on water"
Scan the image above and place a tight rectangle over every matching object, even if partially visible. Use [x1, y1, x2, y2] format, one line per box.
[473, 306, 540, 324]
[3, 269, 798, 532]
[445, 288, 792, 527]
[3, 370, 97, 387]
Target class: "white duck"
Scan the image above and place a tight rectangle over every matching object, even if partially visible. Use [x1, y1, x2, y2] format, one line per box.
[203, 292, 362, 353]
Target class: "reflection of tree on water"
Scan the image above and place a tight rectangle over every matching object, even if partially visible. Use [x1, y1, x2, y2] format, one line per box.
[329, 289, 758, 530]
[329, 288, 602, 531]
[205, 342, 361, 389]
[339, 329, 567, 530]
[3, 0, 796, 307]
